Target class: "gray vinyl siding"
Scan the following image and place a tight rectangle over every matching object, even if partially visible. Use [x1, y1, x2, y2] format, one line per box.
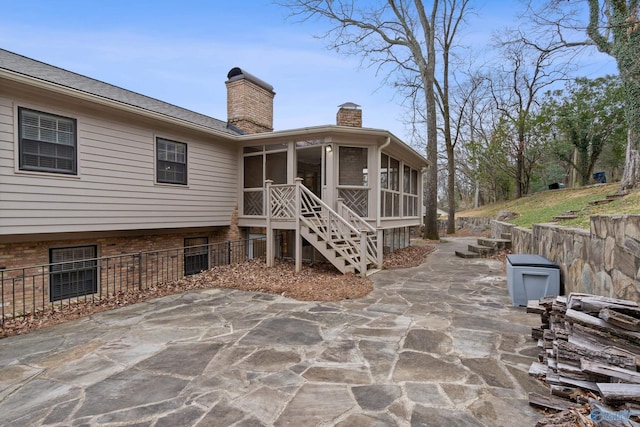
[0, 94, 237, 236]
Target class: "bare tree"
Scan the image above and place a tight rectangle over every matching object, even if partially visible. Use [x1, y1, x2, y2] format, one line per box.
[277, 0, 475, 239]
[396, 0, 473, 234]
[528, 0, 640, 190]
[489, 32, 572, 197]
[451, 73, 495, 208]
[434, 0, 472, 234]
[586, 0, 640, 190]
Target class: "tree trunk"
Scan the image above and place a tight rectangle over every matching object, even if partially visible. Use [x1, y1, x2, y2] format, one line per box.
[446, 150, 455, 234]
[423, 41, 439, 240]
[474, 178, 480, 208]
[515, 150, 524, 198]
[620, 128, 640, 190]
[619, 71, 640, 190]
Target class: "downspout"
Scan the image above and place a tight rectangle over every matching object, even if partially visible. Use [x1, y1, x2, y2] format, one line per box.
[374, 136, 391, 270]
[376, 136, 391, 228]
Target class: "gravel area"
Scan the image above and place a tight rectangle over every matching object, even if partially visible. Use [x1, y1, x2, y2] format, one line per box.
[1, 244, 435, 339]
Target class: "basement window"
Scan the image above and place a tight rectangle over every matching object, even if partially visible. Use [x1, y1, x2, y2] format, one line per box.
[49, 245, 97, 302]
[184, 237, 209, 276]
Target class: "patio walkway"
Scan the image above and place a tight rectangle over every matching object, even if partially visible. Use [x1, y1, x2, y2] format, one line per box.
[0, 237, 546, 426]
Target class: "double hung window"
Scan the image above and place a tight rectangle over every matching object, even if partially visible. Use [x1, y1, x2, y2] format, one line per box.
[49, 246, 97, 301]
[157, 138, 187, 185]
[19, 108, 77, 174]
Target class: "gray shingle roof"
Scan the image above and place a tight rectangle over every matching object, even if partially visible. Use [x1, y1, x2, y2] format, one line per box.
[0, 48, 241, 135]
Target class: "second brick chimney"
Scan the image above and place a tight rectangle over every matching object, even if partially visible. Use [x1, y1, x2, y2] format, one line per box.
[336, 102, 362, 127]
[226, 67, 275, 134]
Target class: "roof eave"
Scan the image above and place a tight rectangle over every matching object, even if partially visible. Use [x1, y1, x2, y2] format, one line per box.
[238, 125, 429, 167]
[1, 69, 239, 140]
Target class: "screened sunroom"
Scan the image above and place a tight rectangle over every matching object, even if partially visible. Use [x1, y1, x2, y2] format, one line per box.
[235, 126, 427, 276]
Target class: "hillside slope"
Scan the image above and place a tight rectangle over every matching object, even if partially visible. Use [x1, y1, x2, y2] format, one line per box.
[457, 183, 640, 229]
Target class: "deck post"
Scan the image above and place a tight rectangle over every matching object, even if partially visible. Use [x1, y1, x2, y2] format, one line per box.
[295, 177, 303, 273]
[360, 228, 368, 277]
[376, 227, 384, 269]
[336, 198, 344, 216]
[265, 180, 274, 267]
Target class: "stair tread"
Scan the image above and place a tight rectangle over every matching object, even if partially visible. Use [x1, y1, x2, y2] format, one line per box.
[455, 251, 481, 259]
[468, 244, 494, 251]
[299, 216, 377, 276]
[477, 238, 512, 250]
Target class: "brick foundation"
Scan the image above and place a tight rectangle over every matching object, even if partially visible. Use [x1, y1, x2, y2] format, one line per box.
[1, 227, 233, 319]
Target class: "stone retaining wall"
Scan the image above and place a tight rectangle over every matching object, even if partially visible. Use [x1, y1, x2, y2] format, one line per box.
[455, 217, 492, 231]
[491, 215, 640, 302]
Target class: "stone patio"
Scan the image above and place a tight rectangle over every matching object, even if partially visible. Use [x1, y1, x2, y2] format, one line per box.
[0, 237, 546, 426]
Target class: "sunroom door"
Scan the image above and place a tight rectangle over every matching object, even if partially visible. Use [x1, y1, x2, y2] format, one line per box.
[337, 146, 369, 218]
[296, 145, 324, 198]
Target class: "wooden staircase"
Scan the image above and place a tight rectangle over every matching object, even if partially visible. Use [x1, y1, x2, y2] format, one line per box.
[455, 234, 512, 259]
[268, 181, 381, 277]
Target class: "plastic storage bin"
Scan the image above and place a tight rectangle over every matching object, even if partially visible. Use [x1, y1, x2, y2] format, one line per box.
[506, 254, 560, 306]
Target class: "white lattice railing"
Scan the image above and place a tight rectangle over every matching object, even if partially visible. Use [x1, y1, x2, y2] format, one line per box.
[267, 180, 379, 275]
[336, 199, 379, 267]
[270, 184, 297, 220]
[337, 188, 368, 217]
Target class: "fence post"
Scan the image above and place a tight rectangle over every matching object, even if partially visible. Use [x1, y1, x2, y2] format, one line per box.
[227, 240, 231, 265]
[1, 270, 4, 326]
[137, 252, 143, 290]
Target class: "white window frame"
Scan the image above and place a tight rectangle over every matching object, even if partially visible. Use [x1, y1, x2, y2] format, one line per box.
[381, 153, 401, 218]
[337, 146, 370, 218]
[241, 144, 288, 216]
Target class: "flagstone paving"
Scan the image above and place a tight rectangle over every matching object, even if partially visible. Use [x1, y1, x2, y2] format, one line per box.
[0, 237, 545, 426]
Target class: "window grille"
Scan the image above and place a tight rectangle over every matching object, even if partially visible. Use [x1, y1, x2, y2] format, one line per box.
[49, 246, 97, 301]
[157, 138, 187, 184]
[19, 108, 77, 174]
[184, 237, 209, 276]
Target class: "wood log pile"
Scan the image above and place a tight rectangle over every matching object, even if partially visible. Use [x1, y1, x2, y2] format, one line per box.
[527, 293, 640, 426]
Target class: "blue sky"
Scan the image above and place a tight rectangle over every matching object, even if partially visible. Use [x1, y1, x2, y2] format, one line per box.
[0, 1, 617, 142]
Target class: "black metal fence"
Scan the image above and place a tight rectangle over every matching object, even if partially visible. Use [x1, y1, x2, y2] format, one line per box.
[1, 237, 266, 325]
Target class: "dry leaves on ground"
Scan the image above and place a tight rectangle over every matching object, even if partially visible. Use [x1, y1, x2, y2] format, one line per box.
[383, 244, 436, 269]
[1, 244, 435, 339]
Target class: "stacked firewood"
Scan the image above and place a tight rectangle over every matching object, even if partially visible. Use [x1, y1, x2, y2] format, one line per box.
[527, 293, 640, 426]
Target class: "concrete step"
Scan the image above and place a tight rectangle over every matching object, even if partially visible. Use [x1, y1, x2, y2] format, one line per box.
[500, 233, 512, 241]
[467, 244, 495, 257]
[477, 238, 512, 250]
[455, 250, 481, 259]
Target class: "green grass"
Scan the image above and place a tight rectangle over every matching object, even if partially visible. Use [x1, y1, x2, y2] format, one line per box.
[458, 183, 640, 229]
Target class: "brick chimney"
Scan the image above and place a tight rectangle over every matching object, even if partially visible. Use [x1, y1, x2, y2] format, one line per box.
[226, 67, 275, 134]
[336, 102, 362, 127]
